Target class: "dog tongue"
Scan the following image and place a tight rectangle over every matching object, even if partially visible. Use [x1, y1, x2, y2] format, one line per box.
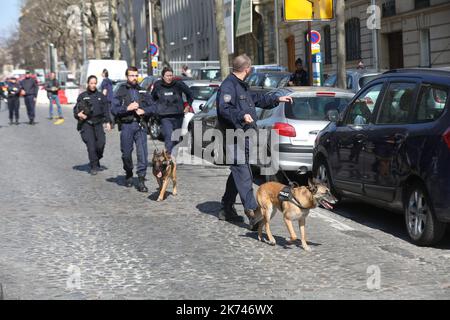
[157, 172, 162, 178]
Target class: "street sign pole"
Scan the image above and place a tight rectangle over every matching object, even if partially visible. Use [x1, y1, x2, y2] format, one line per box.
[308, 21, 313, 86]
[148, 0, 154, 76]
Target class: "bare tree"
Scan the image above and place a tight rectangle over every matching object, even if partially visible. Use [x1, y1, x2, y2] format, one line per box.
[152, 0, 170, 68]
[214, 0, 230, 80]
[109, 0, 122, 60]
[86, 0, 102, 59]
[336, 0, 346, 89]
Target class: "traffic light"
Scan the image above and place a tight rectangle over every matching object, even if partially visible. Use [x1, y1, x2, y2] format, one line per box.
[284, 0, 334, 21]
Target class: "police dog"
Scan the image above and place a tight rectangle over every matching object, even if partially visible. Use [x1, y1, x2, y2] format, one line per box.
[152, 150, 177, 202]
[254, 179, 337, 252]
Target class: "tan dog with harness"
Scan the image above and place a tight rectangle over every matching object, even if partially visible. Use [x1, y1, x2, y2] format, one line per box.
[152, 150, 177, 202]
[254, 179, 337, 252]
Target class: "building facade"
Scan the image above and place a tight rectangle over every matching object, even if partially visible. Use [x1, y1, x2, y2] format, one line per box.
[234, 0, 450, 74]
[160, 0, 219, 61]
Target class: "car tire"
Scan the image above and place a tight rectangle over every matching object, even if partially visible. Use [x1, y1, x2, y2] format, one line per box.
[404, 183, 446, 246]
[313, 158, 341, 202]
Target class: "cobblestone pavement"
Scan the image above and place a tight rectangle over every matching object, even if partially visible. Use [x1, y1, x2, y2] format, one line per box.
[0, 103, 449, 300]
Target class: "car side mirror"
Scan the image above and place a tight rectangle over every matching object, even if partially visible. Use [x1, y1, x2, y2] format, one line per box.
[327, 110, 339, 123]
[199, 104, 205, 111]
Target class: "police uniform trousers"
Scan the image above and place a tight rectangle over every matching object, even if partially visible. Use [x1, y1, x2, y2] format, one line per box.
[24, 95, 36, 121]
[160, 115, 184, 155]
[80, 122, 106, 169]
[8, 97, 20, 121]
[120, 121, 148, 177]
[222, 138, 258, 211]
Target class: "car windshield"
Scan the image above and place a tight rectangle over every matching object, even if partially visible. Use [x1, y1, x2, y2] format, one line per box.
[285, 97, 352, 121]
[200, 69, 221, 81]
[190, 86, 218, 100]
[247, 73, 289, 88]
[324, 74, 352, 90]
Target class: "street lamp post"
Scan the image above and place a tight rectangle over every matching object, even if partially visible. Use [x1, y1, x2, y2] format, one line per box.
[307, 0, 314, 86]
[148, 0, 154, 76]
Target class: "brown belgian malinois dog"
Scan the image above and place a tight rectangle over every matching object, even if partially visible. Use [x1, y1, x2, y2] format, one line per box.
[152, 150, 177, 202]
[254, 179, 337, 252]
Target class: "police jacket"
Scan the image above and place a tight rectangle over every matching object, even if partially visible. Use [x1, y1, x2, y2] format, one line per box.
[217, 74, 280, 131]
[45, 79, 60, 94]
[111, 82, 156, 124]
[6, 81, 21, 99]
[73, 89, 112, 125]
[151, 80, 194, 116]
[20, 78, 39, 97]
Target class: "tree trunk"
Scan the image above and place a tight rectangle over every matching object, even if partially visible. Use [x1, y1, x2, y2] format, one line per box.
[336, 0, 346, 89]
[126, 0, 136, 66]
[110, 0, 121, 60]
[153, 0, 170, 69]
[214, 0, 230, 81]
[88, 0, 102, 59]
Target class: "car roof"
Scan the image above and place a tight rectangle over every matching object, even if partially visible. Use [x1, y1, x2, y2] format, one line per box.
[381, 68, 450, 85]
[184, 80, 221, 86]
[286, 86, 354, 94]
[251, 71, 291, 75]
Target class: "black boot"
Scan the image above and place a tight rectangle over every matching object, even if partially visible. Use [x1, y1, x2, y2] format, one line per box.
[245, 210, 260, 231]
[137, 176, 148, 193]
[125, 172, 133, 188]
[218, 203, 244, 222]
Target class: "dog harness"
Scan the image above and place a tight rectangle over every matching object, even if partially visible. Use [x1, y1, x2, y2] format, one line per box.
[278, 186, 309, 210]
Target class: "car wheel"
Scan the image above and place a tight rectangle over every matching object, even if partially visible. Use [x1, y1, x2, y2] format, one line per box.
[313, 158, 341, 202]
[149, 120, 161, 140]
[404, 183, 446, 246]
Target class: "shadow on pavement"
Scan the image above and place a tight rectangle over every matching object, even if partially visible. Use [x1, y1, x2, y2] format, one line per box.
[240, 231, 322, 250]
[196, 201, 250, 229]
[73, 164, 91, 173]
[330, 200, 450, 249]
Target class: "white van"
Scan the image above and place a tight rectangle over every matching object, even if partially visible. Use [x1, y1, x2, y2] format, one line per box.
[79, 60, 128, 89]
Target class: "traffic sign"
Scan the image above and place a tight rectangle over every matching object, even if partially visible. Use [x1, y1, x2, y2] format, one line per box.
[149, 43, 159, 57]
[310, 30, 321, 45]
[312, 44, 321, 55]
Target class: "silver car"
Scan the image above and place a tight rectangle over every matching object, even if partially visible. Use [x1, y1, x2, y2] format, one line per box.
[183, 80, 221, 114]
[256, 87, 354, 177]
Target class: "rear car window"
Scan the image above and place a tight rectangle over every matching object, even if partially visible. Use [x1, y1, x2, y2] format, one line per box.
[200, 70, 221, 81]
[285, 97, 352, 121]
[414, 85, 448, 123]
[190, 86, 217, 101]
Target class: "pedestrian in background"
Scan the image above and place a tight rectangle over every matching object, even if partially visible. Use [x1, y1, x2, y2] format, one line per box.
[6, 77, 21, 125]
[45, 72, 64, 120]
[181, 65, 192, 78]
[74, 75, 112, 176]
[20, 71, 39, 125]
[289, 58, 309, 87]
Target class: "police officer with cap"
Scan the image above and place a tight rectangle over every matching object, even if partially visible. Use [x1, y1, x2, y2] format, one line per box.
[151, 66, 194, 157]
[217, 54, 293, 227]
[111, 66, 158, 192]
[20, 71, 39, 125]
[6, 76, 21, 125]
[74, 75, 112, 176]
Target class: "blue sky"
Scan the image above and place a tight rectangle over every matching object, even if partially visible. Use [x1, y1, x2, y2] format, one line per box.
[0, 0, 21, 32]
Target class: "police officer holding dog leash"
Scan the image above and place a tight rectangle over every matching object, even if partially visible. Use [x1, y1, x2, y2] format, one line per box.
[217, 54, 293, 228]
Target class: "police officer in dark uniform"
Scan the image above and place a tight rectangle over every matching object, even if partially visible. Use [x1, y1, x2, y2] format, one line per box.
[20, 71, 39, 125]
[289, 58, 309, 87]
[111, 66, 158, 192]
[74, 75, 112, 176]
[217, 54, 293, 227]
[6, 77, 21, 125]
[151, 67, 194, 157]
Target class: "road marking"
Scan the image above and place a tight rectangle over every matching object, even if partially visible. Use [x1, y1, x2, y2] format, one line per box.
[311, 208, 355, 231]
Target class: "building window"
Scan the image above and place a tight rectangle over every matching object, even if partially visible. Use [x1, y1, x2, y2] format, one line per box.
[345, 18, 361, 61]
[382, 0, 396, 18]
[415, 0, 430, 10]
[323, 25, 332, 65]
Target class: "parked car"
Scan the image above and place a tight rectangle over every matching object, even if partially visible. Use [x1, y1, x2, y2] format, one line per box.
[140, 76, 159, 92]
[183, 80, 221, 113]
[80, 59, 128, 90]
[313, 68, 450, 246]
[324, 70, 384, 93]
[255, 87, 354, 179]
[195, 67, 221, 81]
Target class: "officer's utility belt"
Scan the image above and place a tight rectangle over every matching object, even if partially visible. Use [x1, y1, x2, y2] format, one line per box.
[120, 118, 140, 124]
[86, 117, 104, 125]
[278, 186, 308, 210]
